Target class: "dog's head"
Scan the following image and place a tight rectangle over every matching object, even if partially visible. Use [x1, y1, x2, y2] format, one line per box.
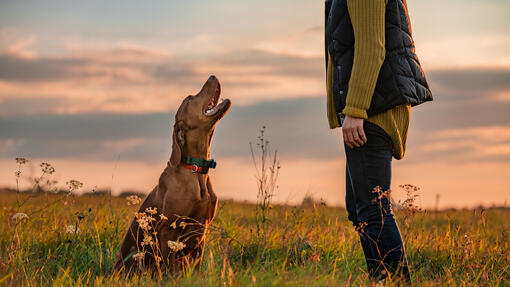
[169, 75, 231, 167]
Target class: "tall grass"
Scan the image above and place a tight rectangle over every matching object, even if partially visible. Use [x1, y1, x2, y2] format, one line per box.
[1, 189, 509, 286]
[0, 155, 508, 286]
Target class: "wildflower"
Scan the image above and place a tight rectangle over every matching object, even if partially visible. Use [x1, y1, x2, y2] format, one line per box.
[133, 252, 145, 261]
[66, 180, 83, 192]
[160, 214, 168, 221]
[16, 157, 28, 164]
[170, 221, 177, 229]
[14, 171, 21, 178]
[141, 234, 154, 246]
[135, 212, 154, 230]
[12, 212, 29, 223]
[167, 240, 186, 252]
[40, 162, 55, 174]
[145, 207, 157, 215]
[65, 225, 79, 234]
[126, 195, 142, 206]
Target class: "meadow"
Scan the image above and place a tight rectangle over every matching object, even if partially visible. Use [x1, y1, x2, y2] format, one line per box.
[0, 151, 509, 287]
[0, 183, 509, 286]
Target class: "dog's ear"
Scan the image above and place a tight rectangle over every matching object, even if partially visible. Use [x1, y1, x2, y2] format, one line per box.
[169, 121, 186, 168]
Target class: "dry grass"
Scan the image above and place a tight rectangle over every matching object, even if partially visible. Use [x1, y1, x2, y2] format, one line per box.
[0, 186, 509, 286]
[1, 157, 509, 286]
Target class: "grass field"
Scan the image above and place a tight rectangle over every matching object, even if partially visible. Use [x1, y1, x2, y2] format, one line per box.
[1, 185, 509, 286]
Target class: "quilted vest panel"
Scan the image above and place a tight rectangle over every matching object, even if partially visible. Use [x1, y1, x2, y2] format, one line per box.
[325, 0, 433, 125]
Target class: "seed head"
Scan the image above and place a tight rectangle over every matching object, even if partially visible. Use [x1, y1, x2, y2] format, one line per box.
[126, 195, 142, 206]
[135, 212, 154, 230]
[167, 240, 186, 252]
[16, 157, 28, 164]
[65, 225, 79, 234]
[40, 162, 55, 174]
[12, 212, 29, 223]
[170, 221, 177, 229]
[66, 180, 83, 192]
[145, 207, 157, 215]
[133, 252, 145, 261]
[141, 234, 154, 246]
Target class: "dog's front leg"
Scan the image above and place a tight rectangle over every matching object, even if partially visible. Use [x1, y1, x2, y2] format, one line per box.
[206, 176, 218, 223]
[157, 221, 181, 273]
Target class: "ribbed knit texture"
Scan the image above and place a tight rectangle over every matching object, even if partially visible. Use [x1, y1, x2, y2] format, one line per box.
[326, 0, 411, 160]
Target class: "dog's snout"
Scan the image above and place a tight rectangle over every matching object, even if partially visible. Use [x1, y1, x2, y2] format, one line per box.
[209, 75, 216, 81]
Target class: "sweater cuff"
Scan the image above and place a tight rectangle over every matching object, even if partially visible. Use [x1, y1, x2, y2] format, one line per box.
[342, 105, 368, 119]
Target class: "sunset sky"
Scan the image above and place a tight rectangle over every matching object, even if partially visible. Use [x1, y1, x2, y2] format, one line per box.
[1, 0, 509, 208]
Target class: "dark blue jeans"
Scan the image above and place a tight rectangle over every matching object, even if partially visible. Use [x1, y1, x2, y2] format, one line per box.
[344, 120, 410, 281]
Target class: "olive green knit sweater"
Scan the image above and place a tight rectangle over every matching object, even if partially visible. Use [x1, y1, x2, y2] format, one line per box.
[326, 0, 411, 160]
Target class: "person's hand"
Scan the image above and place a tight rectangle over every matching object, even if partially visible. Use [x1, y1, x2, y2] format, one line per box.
[342, 115, 367, 148]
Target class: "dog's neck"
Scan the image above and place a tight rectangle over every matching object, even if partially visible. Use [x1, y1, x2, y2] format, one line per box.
[183, 137, 210, 160]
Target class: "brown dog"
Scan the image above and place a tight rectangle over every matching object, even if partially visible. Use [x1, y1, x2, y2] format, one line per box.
[113, 75, 231, 274]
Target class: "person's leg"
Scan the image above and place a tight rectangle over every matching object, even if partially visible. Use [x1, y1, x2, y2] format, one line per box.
[344, 121, 410, 281]
[346, 164, 379, 275]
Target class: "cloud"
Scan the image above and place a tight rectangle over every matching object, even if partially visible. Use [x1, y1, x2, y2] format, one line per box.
[213, 49, 322, 78]
[0, 54, 91, 82]
[0, 28, 38, 59]
[0, 51, 195, 84]
[0, 41, 509, 166]
[0, 47, 326, 115]
[427, 68, 510, 102]
[1, 96, 509, 165]
[0, 97, 341, 162]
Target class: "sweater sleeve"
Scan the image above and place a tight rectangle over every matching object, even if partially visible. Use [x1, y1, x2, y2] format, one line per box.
[342, 0, 387, 119]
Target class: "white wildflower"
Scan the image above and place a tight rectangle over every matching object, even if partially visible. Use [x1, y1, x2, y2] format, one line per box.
[65, 225, 79, 234]
[12, 213, 29, 223]
[133, 252, 145, 262]
[141, 234, 154, 246]
[160, 214, 168, 221]
[145, 207, 157, 215]
[126, 195, 142, 206]
[167, 240, 186, 252]
[135, 212, 155, 230]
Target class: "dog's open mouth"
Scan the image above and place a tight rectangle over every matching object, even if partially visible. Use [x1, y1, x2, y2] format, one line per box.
[204, 82, 230, 118]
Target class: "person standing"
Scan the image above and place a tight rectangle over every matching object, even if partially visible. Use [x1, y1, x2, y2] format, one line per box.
[325, 0, 433, 281]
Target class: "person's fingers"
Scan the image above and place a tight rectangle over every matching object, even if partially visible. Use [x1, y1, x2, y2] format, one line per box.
[347, 128, 360, 147]
[358, 125, 367, 143]
[352, 128, 364, 146]
[343, 129, 353, 148]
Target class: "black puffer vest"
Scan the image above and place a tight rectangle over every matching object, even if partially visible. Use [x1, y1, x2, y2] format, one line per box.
[325, 0, 432, 126]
